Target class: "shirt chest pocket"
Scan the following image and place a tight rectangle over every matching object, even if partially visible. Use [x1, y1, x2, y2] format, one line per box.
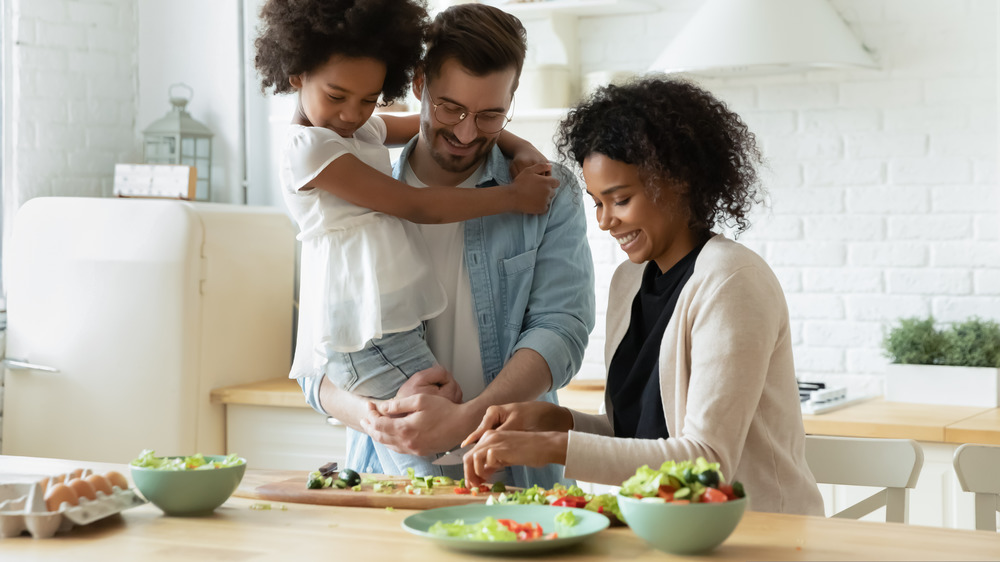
[499, 248, 537, 330]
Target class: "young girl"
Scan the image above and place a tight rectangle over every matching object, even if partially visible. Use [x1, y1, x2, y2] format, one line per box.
[253, 0, 557, 476]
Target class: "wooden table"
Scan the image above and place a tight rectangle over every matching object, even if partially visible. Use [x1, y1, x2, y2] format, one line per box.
[3, 455, 999, 561]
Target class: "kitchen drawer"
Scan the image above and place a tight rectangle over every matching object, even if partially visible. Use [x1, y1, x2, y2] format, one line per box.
[225, 404, 345, 471]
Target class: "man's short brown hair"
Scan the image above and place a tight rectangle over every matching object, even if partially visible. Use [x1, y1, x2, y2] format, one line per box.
[423, 3, 527, 92]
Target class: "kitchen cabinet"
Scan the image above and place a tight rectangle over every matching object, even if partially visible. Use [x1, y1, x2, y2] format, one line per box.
[211, 379, 345, 472]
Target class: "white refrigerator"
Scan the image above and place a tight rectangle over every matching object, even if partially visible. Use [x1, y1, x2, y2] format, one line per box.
[2, 197, 297, 463]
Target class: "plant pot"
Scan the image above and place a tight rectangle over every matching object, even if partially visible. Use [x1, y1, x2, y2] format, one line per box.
[884, 364, 1000, 408]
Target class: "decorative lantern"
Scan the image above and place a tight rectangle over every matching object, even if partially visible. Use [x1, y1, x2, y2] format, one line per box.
[143, 83, 214, 201]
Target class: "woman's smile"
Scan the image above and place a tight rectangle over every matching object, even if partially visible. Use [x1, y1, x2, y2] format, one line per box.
[614, 230, 640, 247]
[583, 153, 697, 272]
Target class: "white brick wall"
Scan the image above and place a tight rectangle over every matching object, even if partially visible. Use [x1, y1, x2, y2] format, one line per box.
[563, 0, 999, 396]
[3, 0, 137, 229]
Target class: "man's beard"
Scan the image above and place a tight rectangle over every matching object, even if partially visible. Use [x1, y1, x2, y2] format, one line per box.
[429, 129, 495, 174]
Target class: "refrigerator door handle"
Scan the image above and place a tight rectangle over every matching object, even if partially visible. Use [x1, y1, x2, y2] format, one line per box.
[3, 358, 60, 372]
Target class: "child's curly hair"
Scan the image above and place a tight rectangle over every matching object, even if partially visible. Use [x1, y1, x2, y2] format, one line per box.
[254, 0, 428, 103]
[556, 76, 764, 236]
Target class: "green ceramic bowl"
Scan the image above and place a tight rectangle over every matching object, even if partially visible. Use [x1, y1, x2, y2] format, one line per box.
[617, 494, 747, 554]
[130, 456, 246, 516]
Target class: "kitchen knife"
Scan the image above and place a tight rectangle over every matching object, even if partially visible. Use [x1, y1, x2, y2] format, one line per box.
[431, 443, 475, 465]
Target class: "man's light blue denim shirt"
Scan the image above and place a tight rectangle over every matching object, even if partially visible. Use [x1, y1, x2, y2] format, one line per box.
[300, 136, 596, 488]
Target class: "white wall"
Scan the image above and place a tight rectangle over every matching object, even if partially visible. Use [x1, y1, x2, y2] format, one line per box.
[136, 0, 243, 204]
[518, 0, 998, 394]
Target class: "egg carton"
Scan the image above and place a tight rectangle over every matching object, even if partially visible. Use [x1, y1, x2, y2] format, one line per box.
[0, 480, 146, 539]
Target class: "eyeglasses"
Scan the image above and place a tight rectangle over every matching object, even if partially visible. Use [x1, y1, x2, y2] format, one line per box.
[431, 99, 512, 134]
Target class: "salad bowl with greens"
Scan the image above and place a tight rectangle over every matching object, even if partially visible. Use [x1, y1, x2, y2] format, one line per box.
[617, 458, 747, 554]
[129, 450, 246, 515]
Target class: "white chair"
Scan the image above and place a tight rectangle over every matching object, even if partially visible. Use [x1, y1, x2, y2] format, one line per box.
[805, 435, 923, 523]
[952, 443, 1000, 532]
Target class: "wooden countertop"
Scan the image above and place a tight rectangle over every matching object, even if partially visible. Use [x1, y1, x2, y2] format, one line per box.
[802, 399, 999, 444]
[212, 380, 1000, 445]
[4, 455, 999, 561]
[211, 377, 606, 415]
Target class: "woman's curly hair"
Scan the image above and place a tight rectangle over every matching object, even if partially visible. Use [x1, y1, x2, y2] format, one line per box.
[254, 0, 428, 103]
[556, 76, 764, 236]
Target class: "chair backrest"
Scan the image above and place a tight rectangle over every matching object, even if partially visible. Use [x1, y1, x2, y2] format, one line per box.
[805, 435, 923, 523]
[953, 443, 1000, 532]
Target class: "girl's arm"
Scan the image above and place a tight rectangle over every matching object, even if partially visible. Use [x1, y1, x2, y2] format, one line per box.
[497, 129, 550, 177]
[379, 113, 420, 146]
[306, 153, 557, 224]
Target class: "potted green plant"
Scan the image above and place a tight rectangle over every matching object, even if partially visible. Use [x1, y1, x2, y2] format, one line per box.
[883, 316, 1000, 407]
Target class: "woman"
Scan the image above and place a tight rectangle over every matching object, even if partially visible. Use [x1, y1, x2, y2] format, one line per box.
[460, 76, 824, 515]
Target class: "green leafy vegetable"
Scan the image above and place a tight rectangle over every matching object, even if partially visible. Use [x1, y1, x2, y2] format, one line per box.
[554, 510, 577, 527]
[429, 517, 517, 542]
[130, 449, 244, 470]
[582, 493, 623, 521]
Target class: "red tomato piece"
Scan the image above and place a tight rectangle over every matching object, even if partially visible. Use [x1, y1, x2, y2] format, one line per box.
[702, 487, 728, 503]
[551, 495, 588, 508]
[656, 485, 675, 501]
[453, 487, 471, 494]
[478, 484, 491, 493]
[718, 484, 737, 500]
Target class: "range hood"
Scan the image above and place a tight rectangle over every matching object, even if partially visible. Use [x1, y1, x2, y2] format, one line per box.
[650, 0, 878, 77]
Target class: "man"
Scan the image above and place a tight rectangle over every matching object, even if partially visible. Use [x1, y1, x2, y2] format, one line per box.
[298, 3, 595, 489]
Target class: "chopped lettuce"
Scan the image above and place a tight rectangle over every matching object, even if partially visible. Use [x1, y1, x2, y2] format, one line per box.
[554, 510, 577, 527]
[583, 493, 623, 521]
[130, 449, 244, 470]
[429, 517, 517, 542]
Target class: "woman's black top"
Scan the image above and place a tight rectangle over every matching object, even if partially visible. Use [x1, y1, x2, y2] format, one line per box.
[606, 243, 705, 439]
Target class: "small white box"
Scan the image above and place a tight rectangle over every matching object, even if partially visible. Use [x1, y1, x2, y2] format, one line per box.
[884, 364, 1000, 407]
[113, 164, 196, 200]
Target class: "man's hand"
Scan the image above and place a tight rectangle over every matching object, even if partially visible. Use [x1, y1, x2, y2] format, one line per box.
[463, 430, 569, 488]
[361, 393, 478, 457]
[461, 401, 573, 447]
[396, 364, 463, 403]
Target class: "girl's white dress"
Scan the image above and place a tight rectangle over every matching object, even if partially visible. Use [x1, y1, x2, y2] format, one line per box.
[280, 116, 447, 379]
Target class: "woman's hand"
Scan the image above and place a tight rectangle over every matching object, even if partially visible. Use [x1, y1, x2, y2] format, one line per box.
[463, 430, 569, 488]
[461, 401, 573, 447]
[396, 364, 463, 403]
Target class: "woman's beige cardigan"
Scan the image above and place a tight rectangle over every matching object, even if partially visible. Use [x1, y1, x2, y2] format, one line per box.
[566, 234, 824, 516]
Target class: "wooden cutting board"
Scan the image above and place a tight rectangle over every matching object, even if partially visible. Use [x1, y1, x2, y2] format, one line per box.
[233, 469, 510, 510]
